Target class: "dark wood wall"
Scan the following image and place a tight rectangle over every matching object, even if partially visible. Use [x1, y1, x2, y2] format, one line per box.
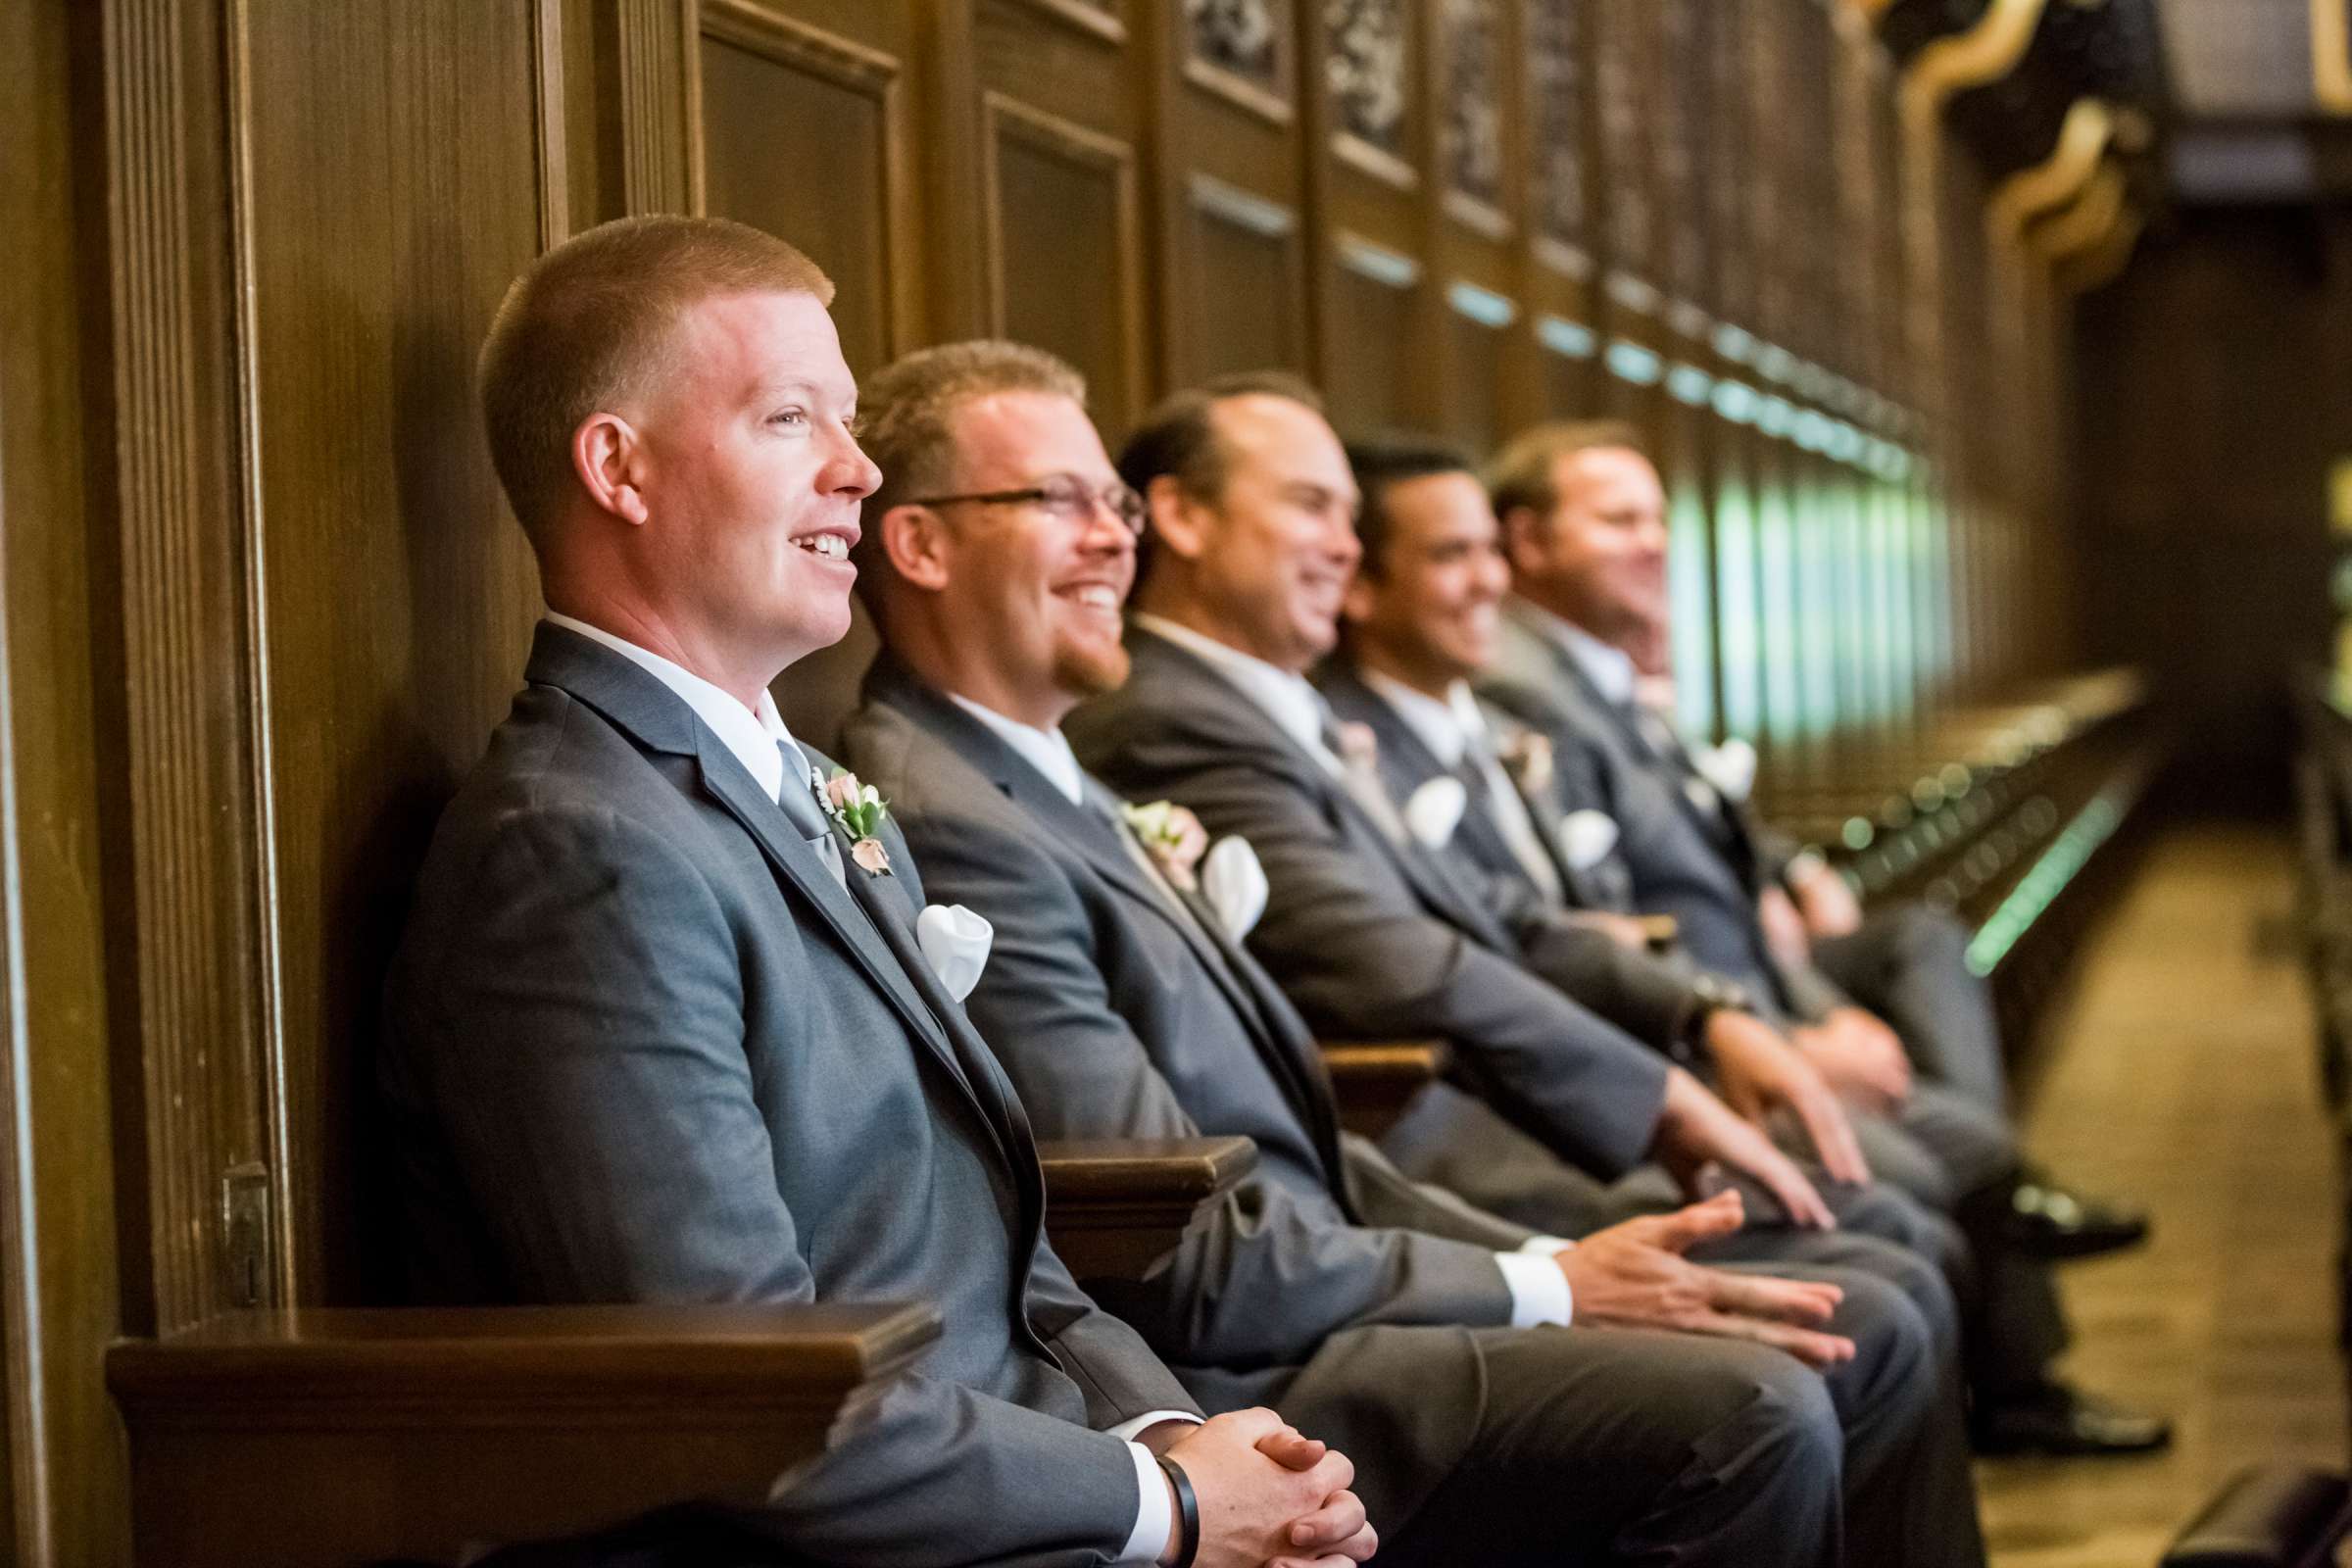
[0, 1, 2086, 1558]
[2073, 206, 2352, 812]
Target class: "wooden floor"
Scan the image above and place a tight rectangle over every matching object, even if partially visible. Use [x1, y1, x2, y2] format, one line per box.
[1978, 824, 2347, 1567]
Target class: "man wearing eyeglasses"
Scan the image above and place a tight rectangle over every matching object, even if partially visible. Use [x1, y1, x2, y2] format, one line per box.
[839, 340, 1985, 1568]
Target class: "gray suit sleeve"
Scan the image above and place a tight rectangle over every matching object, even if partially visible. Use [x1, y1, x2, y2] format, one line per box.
[1087, 728, 1671, 1179]
[395, 801, 1143, 1567]
[905, 808, 1521, 1360]
[1337, 1134, 1539, 1250]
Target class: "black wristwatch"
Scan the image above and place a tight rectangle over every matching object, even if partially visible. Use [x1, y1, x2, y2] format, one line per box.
[1679, 973, 1755, 1059]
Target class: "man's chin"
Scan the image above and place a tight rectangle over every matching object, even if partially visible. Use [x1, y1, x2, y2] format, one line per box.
[1055, 642, 1132, 699]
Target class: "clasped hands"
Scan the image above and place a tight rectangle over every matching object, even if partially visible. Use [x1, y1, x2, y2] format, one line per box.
[1142, 1410, 1376, 1568]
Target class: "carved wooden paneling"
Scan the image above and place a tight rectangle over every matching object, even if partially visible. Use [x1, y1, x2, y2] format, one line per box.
[102, 0, 276, 1333]
[1654, 0, 1706, 313]
[614, 0, 694, 213]
[1327, 0, 1415, 187]
[1594, 0, 1653, 289]
[1437, 0, 1506, 232]
[1185, 0, 1294, 121]
[1538, 316, 1598, 416]
[1187, 175, 1306, 376]
[0, 0, 135, 1551]
[1010, 0, 1128, 45]
[1444, 282, 1513, 453]
[697, 5, 912, 373]
[238, 0, 548, 1305]
[1326, 235, 1419, 434]
[983, 93, 1147, 431]
[1527, 0, 1589, 268]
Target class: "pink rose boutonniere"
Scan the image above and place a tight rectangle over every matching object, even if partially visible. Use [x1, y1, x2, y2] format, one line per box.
[1121, 800, 1210, 893]
[1331, 720, 1381, 774]
[822, 769, 894, 876]
[1495, 724, 1554, 797]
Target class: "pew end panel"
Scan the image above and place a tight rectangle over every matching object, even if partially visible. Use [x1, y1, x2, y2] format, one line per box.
[108, 1301, 941, 1568]
[1319, 1041, 1451, 1140]
[1038, 1136, 1257, 1279]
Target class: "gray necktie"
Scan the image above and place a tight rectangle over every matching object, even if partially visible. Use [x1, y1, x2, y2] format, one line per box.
[1316, 713, 1411, 846]
[774, 744, 847, 889]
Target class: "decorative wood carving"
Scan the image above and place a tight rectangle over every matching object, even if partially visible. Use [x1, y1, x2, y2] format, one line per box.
[1327, 0, 1415, 187]
[1528, 0, 1587, 248]
[1184, 0, 1295, 122]
[1438, 0, 1506, 227]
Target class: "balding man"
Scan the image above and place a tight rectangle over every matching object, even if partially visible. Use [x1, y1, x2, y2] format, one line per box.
[381, 217, 1374, 1568]
[837, 339, 1986, 1568]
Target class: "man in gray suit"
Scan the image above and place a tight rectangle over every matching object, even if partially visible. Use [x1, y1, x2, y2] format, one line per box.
[1475, 419, 2166, 1456]
[836, 339, 1983, 1567]
[380, 216, 1378, 1568]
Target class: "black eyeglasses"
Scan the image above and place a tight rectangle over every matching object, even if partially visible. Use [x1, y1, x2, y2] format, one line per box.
[905, 474, 1148, 537]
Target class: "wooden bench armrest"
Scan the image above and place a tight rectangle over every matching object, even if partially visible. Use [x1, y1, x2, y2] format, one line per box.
[1319, 1040, 1451, 1139]
[1039, 1135, 1257, 1280]
[109, 1302, 941, 1568]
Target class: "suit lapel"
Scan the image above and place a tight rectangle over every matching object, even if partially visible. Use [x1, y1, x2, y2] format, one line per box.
[530, 627, 1016, 1149]
[1313, 665, 1525, 952]
[1068, 778, 1348, 1171]
[870, 659, 1352, 1185]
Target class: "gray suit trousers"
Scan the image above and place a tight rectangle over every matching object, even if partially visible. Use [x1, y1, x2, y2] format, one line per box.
[1812, 905, 2012, 1114]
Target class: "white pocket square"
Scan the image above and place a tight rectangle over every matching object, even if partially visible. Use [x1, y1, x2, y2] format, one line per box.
[1200, 835, 1269, 942]
[915, 903, 994, 1004]
[1556, 809, 1622, 872]
[1404, 775, 1468, 850]
[1693, 737, 1757, 804]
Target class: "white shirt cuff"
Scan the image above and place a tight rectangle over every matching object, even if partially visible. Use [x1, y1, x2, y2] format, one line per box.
[1111, 1412, 1201, 1565]
[1495, 1242, 1575, 1328]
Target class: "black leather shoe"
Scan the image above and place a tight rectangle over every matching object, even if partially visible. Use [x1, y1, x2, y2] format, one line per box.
[2002, 1179, 2149, 1261]
[1972, 1382, 2173, 1457]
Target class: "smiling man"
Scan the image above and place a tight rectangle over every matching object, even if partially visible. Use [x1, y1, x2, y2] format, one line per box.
[838, 341, 1992, 1568]
[1479, 419, 2167, 1456]
[381, 218, 1378, 1568]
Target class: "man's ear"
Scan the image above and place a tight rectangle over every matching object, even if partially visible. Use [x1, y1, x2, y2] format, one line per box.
[1144, 474, 1210, 563]
[878, 503, 952, 592]
[1498, 504, 1544, 578]
[572, 413, 651, 526]
[1341, 564, 1378, 628]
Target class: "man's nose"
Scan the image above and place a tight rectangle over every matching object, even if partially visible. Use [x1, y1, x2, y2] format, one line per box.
[833, 433, 883, 498]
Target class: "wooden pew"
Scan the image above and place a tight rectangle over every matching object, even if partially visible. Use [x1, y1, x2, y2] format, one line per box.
[1320, 1041, 1450, 1140]
[1038, 1135, 1258, 1278]
[109, 1301, 940, 1568]
[111, 1137, 1256, 1567]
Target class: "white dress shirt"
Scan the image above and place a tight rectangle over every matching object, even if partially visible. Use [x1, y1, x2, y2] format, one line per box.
[1132, 614, 1347, 777]
[1123, 621, 1574, 1326]
[1514, 602, 1723, 815]
[1358, 670, 1567, 906]
[1513, 597, 1639, 708]
[547, 620, 1185, 1559]
[545, 612, 807, 803]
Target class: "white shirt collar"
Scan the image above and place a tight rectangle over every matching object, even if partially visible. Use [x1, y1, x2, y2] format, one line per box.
[544, 612, 800, 803]
[1132, 612, 1335, 767]
[1359, 668, 1470, 769]
[1513, 597, 1637, 708]
[947, 693, 1087, 808]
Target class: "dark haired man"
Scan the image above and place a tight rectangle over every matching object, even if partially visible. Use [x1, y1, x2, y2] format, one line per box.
[842, 339, 1986, 1568]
